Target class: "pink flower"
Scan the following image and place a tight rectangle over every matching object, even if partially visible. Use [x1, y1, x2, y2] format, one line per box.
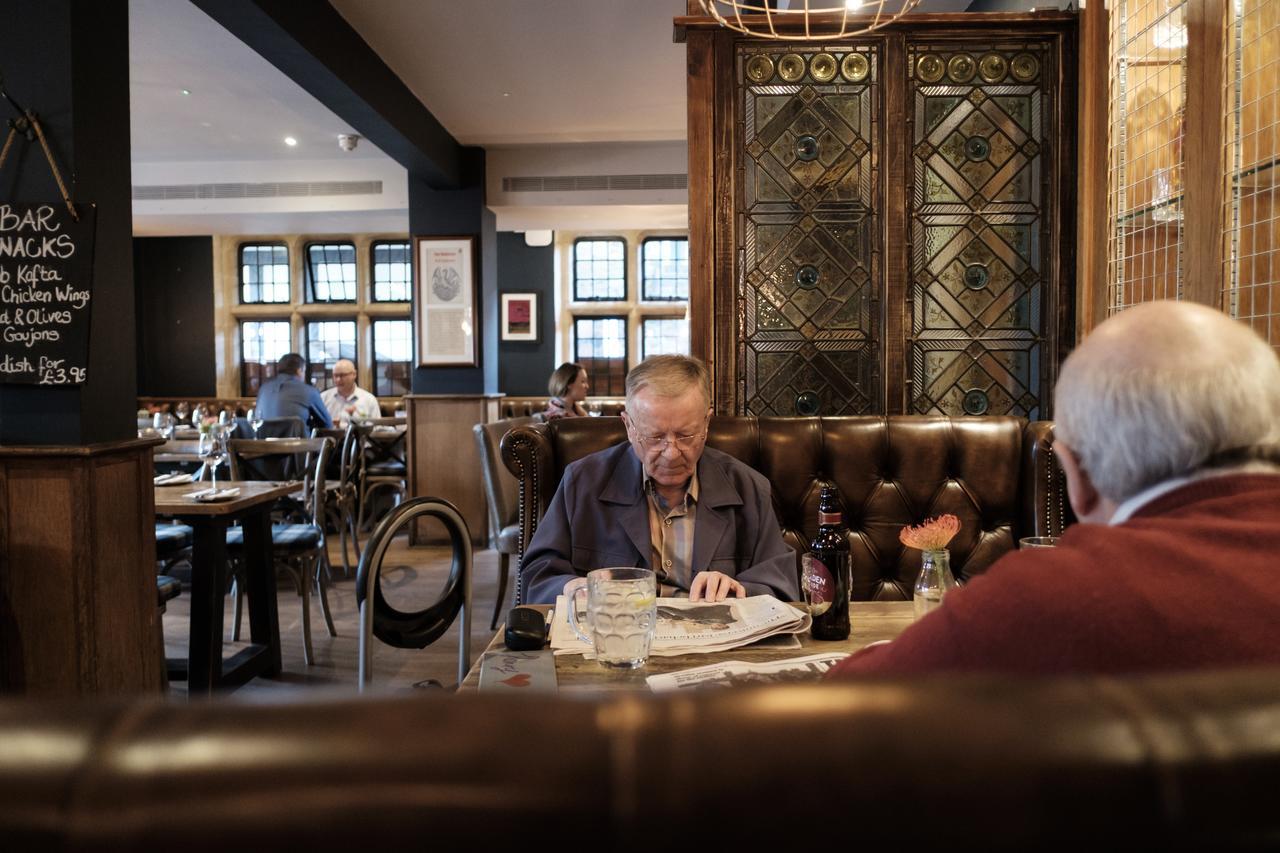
[899, 514, 961, 551]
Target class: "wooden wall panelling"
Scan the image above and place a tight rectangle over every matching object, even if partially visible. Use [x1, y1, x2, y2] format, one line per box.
[883, 34, 909, 414]
[1077, 0, 1110, 337]
[405, 395, 502, 545]
[1051, 26, 1080, 401]
[687, 30, 717, 386]
[1182, 0, 1229, 307]
[0, 440, 164, 695]
[713, 31, 738, 415]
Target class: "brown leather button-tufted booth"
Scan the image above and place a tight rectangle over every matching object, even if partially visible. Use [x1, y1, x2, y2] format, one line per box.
[2, 669, 1278, 850]
[502, 416, 1071, 602]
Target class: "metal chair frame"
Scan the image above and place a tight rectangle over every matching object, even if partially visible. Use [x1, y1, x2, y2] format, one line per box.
[356, 497, 472, 691]
[226, 436, 336, 665]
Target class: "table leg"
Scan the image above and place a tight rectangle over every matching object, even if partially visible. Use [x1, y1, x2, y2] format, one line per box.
[242, 508, 282, 675]
[187, 518, 229, 696]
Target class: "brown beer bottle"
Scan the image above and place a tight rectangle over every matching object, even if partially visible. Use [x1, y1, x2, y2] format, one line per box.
[807, 485, 851, 640]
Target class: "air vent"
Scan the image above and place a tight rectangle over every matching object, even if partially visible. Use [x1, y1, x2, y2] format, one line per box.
[501, 174, 687, 193]
[132, 180, 383, 201]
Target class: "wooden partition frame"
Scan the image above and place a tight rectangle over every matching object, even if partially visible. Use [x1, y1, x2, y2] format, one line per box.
[680, 11, 1079, 415]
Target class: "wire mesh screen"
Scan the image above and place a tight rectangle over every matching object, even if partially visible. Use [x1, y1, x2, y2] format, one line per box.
[1225, 0, 1280, 350]
[1108, 0, 1188, 311]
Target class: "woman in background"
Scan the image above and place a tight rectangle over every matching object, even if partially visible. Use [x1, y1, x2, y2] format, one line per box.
[544, 362, 590, 419]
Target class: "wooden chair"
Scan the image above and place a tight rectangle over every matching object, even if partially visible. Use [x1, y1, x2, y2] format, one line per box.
[226, 437, 335, 665]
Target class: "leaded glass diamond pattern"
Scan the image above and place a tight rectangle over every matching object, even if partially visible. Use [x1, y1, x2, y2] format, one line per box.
[738, 45, 880, 416]
[908, 43, 1053, 419]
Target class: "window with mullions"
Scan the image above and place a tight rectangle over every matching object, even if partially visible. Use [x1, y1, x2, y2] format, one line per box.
[305, 242, 357, 302]
[573, 316, 628, 395]
[305, 320, 357, 389]
[241, 319, 292, 395]
[641, 237, 689, 301]
[371, 241, 412, 302]
[573, 238, 626, 301]
[641, 317, 690, 359]
[239, 244, 290, 303]
[372, 319, 413, 397]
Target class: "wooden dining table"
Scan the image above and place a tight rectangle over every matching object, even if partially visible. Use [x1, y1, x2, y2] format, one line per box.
[458, 600, 916, 693]
[155, 480, 299, 694]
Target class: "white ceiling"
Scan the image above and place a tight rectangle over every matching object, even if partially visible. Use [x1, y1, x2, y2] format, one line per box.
[129, 0, 992, 236]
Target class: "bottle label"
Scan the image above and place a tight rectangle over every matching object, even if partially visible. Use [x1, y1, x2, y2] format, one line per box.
[818, 511, 841, 526]
[803, 555, 834, 616]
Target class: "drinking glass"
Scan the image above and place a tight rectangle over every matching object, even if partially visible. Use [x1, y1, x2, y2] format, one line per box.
[154, 412, 175, 440]
[585, 401, 603, 417]
[175, 401, 190, 424]
[198, 424, 229, 488]
[566, 568, 657, 668]
[248, 407, 265, 437]
[1019, 537, 1061, 549]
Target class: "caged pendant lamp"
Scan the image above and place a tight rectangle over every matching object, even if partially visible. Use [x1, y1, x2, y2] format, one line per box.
[697, 0, 923, 41]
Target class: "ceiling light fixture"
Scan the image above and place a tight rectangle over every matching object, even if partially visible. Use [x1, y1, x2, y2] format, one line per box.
[697, 0, 920, 41]
[180, 89, 191, 96]
[284, 136, 298, 147]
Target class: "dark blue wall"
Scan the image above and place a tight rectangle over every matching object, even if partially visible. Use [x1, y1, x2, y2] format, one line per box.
[408, 163, 498, 395]
[497, 233, 556, 396]
[133, 237, 216, 397]
[0, 0, 135, 444]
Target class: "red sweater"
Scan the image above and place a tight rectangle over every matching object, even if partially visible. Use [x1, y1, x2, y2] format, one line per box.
[829, 474, 1280, 677]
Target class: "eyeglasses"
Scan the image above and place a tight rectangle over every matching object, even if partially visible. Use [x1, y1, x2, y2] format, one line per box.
[630, 426, 707, 454]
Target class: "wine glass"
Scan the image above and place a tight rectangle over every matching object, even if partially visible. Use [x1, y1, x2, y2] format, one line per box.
[175, 401, 190, 424]
[248, 407, 265, 438]
[586, 401, 603, 417]
[198, 425, 229, 489]
[156, 412, 175, 440]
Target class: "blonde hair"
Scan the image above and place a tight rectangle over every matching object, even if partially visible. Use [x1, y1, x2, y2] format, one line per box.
[625, 355, 710, 408]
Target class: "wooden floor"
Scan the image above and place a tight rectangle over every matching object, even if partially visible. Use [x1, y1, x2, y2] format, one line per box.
[161, 535, 512, 700]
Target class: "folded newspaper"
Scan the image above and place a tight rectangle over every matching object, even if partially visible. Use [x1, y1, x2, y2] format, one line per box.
[549, 594, 811, 658]
[645, 652, 850, 692]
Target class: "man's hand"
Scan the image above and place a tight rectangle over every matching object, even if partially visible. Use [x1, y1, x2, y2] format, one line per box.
[689, 571, 746, 602]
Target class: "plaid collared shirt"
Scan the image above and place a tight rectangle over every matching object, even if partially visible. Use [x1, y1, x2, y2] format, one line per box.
[645, 472, 699, 596]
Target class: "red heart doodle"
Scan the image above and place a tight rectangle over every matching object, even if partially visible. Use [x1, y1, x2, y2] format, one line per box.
[500, 673, 532, 688]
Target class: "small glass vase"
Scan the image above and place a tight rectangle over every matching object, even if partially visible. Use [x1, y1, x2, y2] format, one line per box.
[912, 548, 957, 621]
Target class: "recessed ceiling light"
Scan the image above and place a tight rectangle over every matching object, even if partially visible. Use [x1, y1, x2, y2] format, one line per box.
[284, 136, 298, 146]
[502, 92, 511, 97]
[180, 89, 191, 96]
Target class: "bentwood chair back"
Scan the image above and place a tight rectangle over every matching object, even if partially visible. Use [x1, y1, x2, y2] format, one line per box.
[355, 497, 472, 691]
[312, 425, 363, 577]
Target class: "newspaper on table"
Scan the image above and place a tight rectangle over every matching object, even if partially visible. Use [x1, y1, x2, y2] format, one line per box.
[549, 594, 811, 658]
[645, 652, 850, 692]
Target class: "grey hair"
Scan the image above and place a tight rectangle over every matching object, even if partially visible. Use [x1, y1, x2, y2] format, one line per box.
[1054, 324, 1280, 504]
[625, 354, 711, 408]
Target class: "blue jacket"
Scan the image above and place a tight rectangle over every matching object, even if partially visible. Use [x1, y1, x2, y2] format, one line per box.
[520, 442, 799, 605]
[255, 373, 333, 430]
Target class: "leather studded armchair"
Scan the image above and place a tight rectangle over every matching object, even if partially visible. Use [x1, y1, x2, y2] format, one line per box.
[501, 416, 1072, 602]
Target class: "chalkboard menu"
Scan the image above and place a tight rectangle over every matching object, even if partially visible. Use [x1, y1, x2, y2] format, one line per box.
[0, 203, 96, 385]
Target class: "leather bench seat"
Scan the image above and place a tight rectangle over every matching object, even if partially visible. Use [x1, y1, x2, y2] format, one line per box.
[502, 415, 1071, 601]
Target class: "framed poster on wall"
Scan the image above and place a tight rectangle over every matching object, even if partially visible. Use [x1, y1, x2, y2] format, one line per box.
[500, 292, 539, 342]
[414, 235, 478, 367]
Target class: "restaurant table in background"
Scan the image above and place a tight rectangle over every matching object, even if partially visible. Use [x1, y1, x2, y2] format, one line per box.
[155, 480, 298, 694]
[154, 438, 202, 465]
[458, 601, 915, 693]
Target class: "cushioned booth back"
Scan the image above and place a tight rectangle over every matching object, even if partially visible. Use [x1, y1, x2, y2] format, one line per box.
[498, 397, 626, 419]
[502, 415, 1069, 601]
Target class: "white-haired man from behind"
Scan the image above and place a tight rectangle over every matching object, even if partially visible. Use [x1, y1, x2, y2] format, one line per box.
[832, 300, 1280, 677]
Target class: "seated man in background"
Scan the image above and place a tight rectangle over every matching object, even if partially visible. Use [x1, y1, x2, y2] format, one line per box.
[321, 358, 380, 426]
[255, 352, 333, 431]
[831, 300, 1280, 677]
[521, 355, 798, 605]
